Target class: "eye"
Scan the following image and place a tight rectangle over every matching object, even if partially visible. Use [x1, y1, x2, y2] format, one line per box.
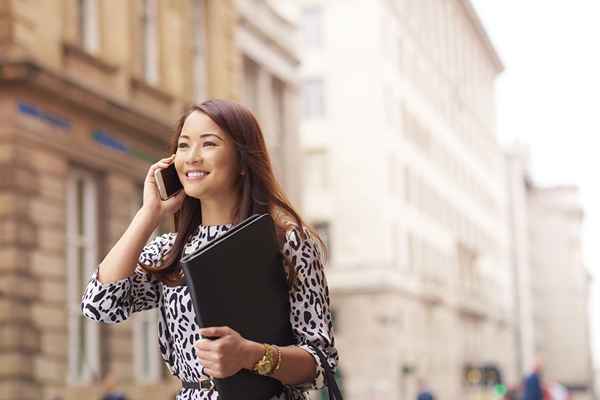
[203, 141, 216, 147]
[177, 143, 188, 148]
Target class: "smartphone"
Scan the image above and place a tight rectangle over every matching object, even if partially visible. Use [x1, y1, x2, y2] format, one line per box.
[154, 163, 183, 200]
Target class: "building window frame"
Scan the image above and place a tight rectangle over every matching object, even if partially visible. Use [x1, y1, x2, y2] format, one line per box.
[131, 184, 163, 383]
[304, 149, 329, 190]
[78, 0, 100, 53]
[141, 0, 160, 84]
[192, 0, 208, 102]
[302, 78, 325, 118]
[301, 5, 323, 48]
[67, 168, 101, 384]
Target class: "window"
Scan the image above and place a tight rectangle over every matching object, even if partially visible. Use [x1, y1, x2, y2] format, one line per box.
[457, 242, 479, 288]
[79, 0, 100, 53]
[67, 168, 100, 384]
[193, 0, 207, 102]
[391, 223, 399, 267]
[271, 78, 286, 178]
[141, 0, 159, 84]
[302, 78, 325, 118]
[388, 155, 399, 195]
[242, 56, 259, 114]
[383, 87, 394, 126]
[304, 149, 328, 189]
[131, 184, 163, 383]
[301, 6, 322, 48]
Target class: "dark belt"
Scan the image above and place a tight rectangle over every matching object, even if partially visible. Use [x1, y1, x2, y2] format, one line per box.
[182, 379, 214, 391]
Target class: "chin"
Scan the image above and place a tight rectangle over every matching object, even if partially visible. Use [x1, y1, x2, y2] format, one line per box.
[184, 187, 211, 201]
[182, 187, 200, 199]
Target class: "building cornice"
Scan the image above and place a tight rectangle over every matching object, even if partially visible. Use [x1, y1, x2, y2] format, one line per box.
[0, 59, 174, 143]
[460, 0, 505, 73]
[237, 0, 301, 66]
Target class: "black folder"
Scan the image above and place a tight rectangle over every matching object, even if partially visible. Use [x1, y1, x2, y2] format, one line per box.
[180, 213, 295, 400]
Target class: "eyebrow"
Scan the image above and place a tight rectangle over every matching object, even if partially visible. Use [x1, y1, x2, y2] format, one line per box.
[179, 133, 224, 142]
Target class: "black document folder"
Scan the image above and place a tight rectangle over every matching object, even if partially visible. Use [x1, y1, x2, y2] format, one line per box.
[180, 213, 295, 399]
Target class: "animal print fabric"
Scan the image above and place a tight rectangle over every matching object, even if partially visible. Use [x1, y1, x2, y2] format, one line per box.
[81, 223, 338, 399]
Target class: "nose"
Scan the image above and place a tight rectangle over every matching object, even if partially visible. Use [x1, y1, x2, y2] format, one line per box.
[184, 143, 203, 165]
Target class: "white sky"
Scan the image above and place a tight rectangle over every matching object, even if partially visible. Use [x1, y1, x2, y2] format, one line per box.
[471, 1, 600, 367]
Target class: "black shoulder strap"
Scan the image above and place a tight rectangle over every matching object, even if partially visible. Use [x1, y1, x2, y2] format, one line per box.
[313, 347, 343, 400]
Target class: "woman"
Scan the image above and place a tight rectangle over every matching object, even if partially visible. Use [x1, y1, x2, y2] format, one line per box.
[80, 99, 338, 399]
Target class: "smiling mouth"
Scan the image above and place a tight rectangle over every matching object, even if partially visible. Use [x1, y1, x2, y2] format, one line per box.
[186, 171, 209, 181]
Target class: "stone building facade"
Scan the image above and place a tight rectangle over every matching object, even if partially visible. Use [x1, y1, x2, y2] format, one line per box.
[293, 0, 514, 398]
[0, 0, 300, 399]
[506, 146, 595, 399]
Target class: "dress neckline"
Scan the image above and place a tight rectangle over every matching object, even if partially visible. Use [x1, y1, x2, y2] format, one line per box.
[199, 223, 234, 228]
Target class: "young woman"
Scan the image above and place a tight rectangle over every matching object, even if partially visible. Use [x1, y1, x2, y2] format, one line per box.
[81, 99, 338, 399]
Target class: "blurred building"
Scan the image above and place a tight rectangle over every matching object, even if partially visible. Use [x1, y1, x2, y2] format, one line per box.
[505, 144, 537, 378]
[236, 0, 302, 205]
[0, 0, 299, 399]
[508, 146, 595, 400]
[292, 0, 514, 398]
[528, 186, 594, 399]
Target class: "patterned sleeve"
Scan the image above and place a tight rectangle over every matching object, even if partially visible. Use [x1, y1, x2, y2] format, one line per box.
[283, 226, 339, 391]
[80, 232, 177, 324]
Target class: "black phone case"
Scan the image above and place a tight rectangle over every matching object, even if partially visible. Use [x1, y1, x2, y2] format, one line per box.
[160, 163, 183, 198]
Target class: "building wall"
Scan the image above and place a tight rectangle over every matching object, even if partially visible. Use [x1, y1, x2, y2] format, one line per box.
[527, 186, 594, 399]
[3, 0, 237, 113]
[294, 0, 514, 398]
[505, 144, 537, 377]
[0, 1, 241, 399]
[236, 0, 302, 206]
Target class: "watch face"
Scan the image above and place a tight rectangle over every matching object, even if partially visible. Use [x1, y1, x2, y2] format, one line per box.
[258, 360, 272, 375]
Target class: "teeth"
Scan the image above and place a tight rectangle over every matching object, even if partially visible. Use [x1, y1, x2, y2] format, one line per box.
[187, 171, 208, 177]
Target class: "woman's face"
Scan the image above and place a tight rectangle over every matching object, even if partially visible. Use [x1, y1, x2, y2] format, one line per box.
[174, 111, 241, 201]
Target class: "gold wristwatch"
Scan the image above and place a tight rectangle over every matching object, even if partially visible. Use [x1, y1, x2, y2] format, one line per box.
[252, 344, 276, 375]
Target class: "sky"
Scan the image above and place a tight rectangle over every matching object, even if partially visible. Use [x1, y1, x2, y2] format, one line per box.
[471, 0, 600, 367]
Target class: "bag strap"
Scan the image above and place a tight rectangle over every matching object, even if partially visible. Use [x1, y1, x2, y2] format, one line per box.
[313, 347, 343, 400]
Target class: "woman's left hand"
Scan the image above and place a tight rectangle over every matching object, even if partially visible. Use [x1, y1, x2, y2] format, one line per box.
[194, 326, 258, 378]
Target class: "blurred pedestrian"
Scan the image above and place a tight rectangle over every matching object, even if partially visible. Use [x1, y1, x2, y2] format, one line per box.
[523, 357, 544, 400]
[503, 383, 521, 400]
[549, 382, 569, 400]
[416, 379, 435, 400]
[100, 369, 127, 400]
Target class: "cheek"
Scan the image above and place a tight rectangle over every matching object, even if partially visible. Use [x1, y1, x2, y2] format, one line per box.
[213, 150, 239, 178]
[174, 159, 184, 175]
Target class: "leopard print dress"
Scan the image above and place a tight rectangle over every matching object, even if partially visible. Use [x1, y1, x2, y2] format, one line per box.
[81, 223, 338, 400]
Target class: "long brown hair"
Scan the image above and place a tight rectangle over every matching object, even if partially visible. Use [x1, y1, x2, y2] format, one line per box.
[141, 99, 327, 287]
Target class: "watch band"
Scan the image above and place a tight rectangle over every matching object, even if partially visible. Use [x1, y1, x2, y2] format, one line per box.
[252, 343, 276, 375]
[272, 345, 282, 373]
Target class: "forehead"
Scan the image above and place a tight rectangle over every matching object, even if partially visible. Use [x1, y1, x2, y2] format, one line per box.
[179, 111, 226, 140]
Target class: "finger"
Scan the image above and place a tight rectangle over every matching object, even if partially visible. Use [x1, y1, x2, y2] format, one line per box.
[159, 154, 175, 162]
[152, 156, 176, 170]
[195, 338, 219, 351]
[194, 345, 219, 362]
[203, 367, 220, 378]
[200, 326, 232, 338]
[195, 349, 219, 362]
[164, 190, 185, 206]
[197, 357, 218, 370]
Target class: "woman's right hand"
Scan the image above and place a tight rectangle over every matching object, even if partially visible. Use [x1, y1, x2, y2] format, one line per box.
[140, 154, 186, 222]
